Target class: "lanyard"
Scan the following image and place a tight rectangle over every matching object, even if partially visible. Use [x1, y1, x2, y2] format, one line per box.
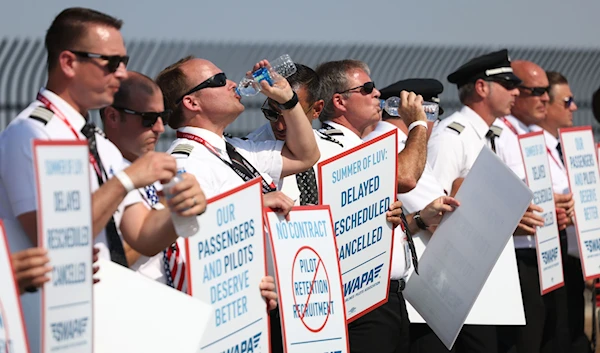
[176, 131, 276, 193]
[36, 92, 104, 180]
[500, 116, 563, 169]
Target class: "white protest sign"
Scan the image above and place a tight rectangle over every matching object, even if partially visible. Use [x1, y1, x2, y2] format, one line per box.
[186, 178, 269, 353]
[518, 131, 564, 294]
[318, 129, 397, 322]
[404, 148, 532, 349]
[559, 126, 600, 279]
[93, 259, 212, 353]
[33, 140, 93, 353]
[265, 206, 349, 353]
[0, 220, 31, 353]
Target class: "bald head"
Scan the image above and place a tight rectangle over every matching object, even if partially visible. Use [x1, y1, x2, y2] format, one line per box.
[512, 61, 547, 86]
[511, 60, 549, 125]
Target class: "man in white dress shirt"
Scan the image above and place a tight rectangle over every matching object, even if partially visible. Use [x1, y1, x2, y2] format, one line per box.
[428, 49, 541, 353]
[315, 59, 431, 353]
[246, 63, 344, 205]
[493, 61, 571, 353]
[101, 71, 189, 292]
[532, 71, 589, 353]
[0, 8, 206, 351]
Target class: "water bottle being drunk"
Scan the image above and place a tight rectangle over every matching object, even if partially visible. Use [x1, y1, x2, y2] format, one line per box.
[162, 174, 200, 238]
[237, 54, 297, 96]
[380, 97, 440, 121]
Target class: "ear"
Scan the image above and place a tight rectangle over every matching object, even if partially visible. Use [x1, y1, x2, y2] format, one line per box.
[182, 96, 203, 114]
[58, 50, 77, 79]
[332, 93, 347, 114]
[311, 100, 325, 120]
[474, 79, 490, 98]
[102, 106, 120, 129]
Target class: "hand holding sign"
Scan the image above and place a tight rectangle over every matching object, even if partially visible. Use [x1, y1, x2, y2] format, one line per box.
[11, 247, 51, 294]
[514, 203, 545, 235]
[259, 276, 278, 311]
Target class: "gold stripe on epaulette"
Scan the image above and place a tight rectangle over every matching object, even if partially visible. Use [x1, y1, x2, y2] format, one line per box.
[490, 125, 503, 137]
[171, 144, 194, 156]
[447, 122, 465, 134]
[29, 106, 54, 125]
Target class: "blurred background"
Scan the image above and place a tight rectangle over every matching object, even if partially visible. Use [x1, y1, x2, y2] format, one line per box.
[1, 0, 600, 152]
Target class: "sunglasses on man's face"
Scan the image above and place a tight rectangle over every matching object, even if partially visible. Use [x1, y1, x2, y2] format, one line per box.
[519, 85, 550, 97]
[261, 99, 315, 122]
[176, 72, 228, 104]
[485, 78, 520, 91]
[113, 106, 171, 128]
[563, 96, 575, 108]
[70, 50, 129, 73]
[261, 102, 281, 122]
[338, 81, 376, 95]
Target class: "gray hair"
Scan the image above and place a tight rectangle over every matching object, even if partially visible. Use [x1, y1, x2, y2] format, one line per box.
[315, 60, 370, 122]
[458, 82, 476, 105]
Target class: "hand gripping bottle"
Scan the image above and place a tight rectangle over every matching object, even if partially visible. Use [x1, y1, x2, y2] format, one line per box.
[162, 174, 200, 238]
[380, 97, 440, 121]
[237, 54, 297, 96]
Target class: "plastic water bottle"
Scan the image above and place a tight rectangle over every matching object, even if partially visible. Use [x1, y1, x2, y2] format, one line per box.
[162, 174, 200, 238]
[380, 97, 440, 121]
[237, 54, 297, 96]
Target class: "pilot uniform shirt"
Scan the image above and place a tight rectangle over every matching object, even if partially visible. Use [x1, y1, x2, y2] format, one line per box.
[494, 115, 536, 249]
[0, 88, 142, 353]
[246, 122, 345, 204]
[428, 106, 495, 196]
[168, 126, 284, 199]
[364, 121, 444, 279]
[530, 125, 579, 257]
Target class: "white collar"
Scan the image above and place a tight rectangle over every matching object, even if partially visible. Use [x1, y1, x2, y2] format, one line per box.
[323, 120, 364, 145]
[39, 87, 87, 132]
[503, 115, 532, 134]
[460, 105, 490, 139]
[177, 126, 227, 153]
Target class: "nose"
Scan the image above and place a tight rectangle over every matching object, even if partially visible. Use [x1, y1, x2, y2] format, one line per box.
[228, 79, 237, 89]
[571, 101, 578, 112]
[373, 87, 381, 99]
[275, 117, 286, 132]
[114, 63, 128, 80]
[511, 87, 520, 96]
[153, 117, 165, 134]
[540, 91, 550, 102]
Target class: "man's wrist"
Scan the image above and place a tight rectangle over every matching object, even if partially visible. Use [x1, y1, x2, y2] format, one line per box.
[277, 91, 299, 110]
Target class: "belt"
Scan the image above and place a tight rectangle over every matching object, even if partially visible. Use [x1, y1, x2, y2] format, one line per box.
[389, 279, 406, 292]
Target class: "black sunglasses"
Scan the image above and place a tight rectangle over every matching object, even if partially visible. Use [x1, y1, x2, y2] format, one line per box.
[519, 85, 550, 96]
[563, 96, 575, 108]
[338, 81, 376, 95]
[176, 72, 228, 104]
[485, 78, 521, 91]
[261, 100, 281, 122]
[260, 99, 315, 122]
[70, 50, 129, 73]
[112, 106, 171, 128]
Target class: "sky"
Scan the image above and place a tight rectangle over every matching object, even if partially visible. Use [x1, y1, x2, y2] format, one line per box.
[1, 0, 600, 48]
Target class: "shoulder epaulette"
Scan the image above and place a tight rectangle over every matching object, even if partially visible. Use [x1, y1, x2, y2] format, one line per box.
[171, 143, 194, 156]
[28, 106, 54, 125]
[318, 124, 344, 136]
[489, 125, 503, 137]
[315, 130, 344, 148]
[446, 122, 465, 135]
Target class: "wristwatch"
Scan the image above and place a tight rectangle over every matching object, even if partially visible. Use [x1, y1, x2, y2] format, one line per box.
[414, 210, 429, 230]
[277, 91, 299, 110]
